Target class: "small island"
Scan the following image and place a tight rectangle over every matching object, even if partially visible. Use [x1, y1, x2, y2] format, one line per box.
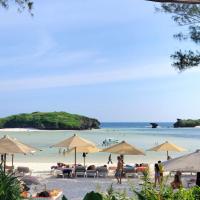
[0, 112, 100, 130]
[174, 118, 200, 128]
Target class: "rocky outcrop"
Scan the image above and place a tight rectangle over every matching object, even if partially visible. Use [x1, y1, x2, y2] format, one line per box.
[150, 123, 158, 128]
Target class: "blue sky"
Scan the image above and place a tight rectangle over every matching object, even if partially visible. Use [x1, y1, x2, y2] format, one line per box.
[0, 0, 200, 122]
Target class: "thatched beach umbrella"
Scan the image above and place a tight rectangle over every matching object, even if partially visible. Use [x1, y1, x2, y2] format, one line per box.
[52, 134, 96, 174]
[0, 135, 39, 171]
[163, 149, 200, 172]
[147, 0, 200, 4]
[102, 141, 145, 156]
[148, 141, 186, 160]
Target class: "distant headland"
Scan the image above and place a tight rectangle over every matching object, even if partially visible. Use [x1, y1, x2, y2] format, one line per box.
[0, 112, 100, 130]
[174, 119, 200, 128]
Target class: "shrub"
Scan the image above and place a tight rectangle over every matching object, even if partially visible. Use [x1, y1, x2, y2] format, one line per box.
[0, 166, 22, 200]
[83, 191, 103, 200]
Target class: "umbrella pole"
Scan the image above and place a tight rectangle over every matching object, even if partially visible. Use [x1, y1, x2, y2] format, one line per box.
[74, 147, 77, 177]
[11, 154, 14, 168]
[167, 151, 169, 160]
[0, 154, 3, 165]
[4, 154, 6, 173]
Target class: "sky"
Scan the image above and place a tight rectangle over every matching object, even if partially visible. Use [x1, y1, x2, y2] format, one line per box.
[0, 0, 200, 122]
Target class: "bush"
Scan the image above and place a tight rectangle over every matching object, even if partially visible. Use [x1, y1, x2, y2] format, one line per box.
[131, 173, 200, 200]
[0, 166, 22, 200]
[83, 191, 103, 200]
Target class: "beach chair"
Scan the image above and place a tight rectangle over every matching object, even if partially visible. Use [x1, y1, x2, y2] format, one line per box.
[5, 165, 14, 173]
[123, 165, 138, 178]
[75, 166, 86, 177]
[62, 168, 72, 178]
[86, 165, 97, 178]
[96, 166, 108, 177]
[15, 166, 32, 177]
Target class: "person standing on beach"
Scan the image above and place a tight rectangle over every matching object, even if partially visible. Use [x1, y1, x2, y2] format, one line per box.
[120, 155, 124, 165]
[158, 161, 164, 182]
[154, 163, 160, 187]
[115, 156, 123, 184]
[107, 153, 113, 164]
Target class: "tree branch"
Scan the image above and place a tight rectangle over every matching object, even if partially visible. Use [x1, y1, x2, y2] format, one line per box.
[147, 0, 200, 4]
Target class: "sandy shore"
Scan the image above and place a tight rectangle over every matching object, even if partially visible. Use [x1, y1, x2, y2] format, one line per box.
[46, 177, 139, 200]
[11, 162, 143, 200]
[0, 128, 40, 132]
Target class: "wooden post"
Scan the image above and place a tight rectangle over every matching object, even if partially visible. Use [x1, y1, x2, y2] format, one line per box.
[11, 154, 14, 168]
[4, 154, 6, 173]
[74, 147, 77, 177]
[0, 154, 3, 165]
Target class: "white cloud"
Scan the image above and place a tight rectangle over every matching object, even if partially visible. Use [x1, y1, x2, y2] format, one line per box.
[0, 64, 176, 91]
[0, 32, 100, 69]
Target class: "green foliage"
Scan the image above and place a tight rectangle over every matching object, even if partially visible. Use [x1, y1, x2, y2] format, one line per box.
[174, 118, 200, 127]
[102, 184, 132, 200]
[62, 195, 68, 200]
[0, 0, 33, 13]
[131, 173, 200, 200]
[157, 3, 200, 71]
[0, 165, 22, 200]
[0, 112, 100, 130]
[83, 191, 103, 200]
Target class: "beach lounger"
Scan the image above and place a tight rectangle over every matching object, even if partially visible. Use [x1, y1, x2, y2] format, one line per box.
[86, 169, 97, 178]
[136, 163, 149, 173]
[75, 166, 86, 177]
[5, 165, 14, 173]
[86, 165, 97, 178]
[96, 166, 108, 177]
[123, 165, 138, 178]
[62, 168, 72, 178]
[15, 166, 32, 177]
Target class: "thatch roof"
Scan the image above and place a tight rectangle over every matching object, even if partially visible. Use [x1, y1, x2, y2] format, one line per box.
[147, 0, 200, 4]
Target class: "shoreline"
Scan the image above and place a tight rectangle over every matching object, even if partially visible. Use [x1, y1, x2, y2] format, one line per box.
[0, 128, 100, 132]
[0, 128, 40, 132]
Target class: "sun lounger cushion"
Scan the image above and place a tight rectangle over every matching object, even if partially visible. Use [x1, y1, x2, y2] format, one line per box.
[75, 166, 86, 172]
[136, 166, 148, 172]
[86, 170, 97, 177]
[16, 167, 30, 174]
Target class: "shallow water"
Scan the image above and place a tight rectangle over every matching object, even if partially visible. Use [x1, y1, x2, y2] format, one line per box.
[1, 122, 200, 165]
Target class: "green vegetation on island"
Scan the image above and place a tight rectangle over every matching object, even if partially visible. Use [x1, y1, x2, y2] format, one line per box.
[174, 119, 200, 128]
[0, 112, 100, 130]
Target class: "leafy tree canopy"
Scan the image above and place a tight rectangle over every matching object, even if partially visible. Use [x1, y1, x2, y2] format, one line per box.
[148, 0, 200, 3]
[0, 0, 33, 13]
[155, 2, 200, 71]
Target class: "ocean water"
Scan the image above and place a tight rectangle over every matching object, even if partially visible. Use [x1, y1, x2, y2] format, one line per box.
[1, 122, 200, 165]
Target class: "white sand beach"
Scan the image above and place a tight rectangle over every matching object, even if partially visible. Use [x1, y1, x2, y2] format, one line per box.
[45, 177, 137, 200]
[0, 128, 40, 132]
[11, 162, 144, 200]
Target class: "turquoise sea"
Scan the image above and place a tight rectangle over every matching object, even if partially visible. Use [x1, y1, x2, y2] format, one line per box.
[1, 122, 200, 165]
